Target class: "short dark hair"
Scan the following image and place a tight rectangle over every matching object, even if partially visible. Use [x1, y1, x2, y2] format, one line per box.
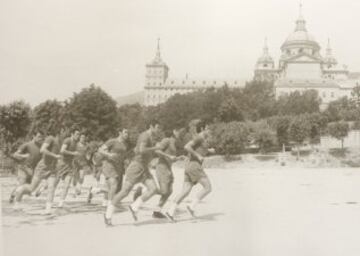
[194, 120, 207, 133]
[164, 130, 173, 138]
[71, 128, 80, 135]
[146, 119, 160, 128]
[33, 130, 44, 136]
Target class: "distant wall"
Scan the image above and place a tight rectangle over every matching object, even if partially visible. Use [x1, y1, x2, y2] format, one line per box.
[320, 130, 360, 148]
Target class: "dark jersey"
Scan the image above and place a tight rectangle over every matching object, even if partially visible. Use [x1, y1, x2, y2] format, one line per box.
[104, 138, 128, 166]
[17, 141, 41, 169]
[157, 137, 177, 167]
[133, 131, 154, 166]
[61, 137, 78, 165]
[189, 135, 208, 162]
[42, 136, 61, 167]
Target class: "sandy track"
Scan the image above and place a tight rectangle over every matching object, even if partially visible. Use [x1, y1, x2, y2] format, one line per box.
[2, 166, 360, 256]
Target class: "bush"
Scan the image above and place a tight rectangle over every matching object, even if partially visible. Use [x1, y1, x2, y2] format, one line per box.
[210, 122, 250, 156]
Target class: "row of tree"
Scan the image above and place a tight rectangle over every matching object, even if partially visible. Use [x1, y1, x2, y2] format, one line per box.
[1, 81, 359, 157]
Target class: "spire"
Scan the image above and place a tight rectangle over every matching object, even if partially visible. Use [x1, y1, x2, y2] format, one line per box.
[295, 1, 307, 31]
[151, 37, 165, 65]
[156, 37, 161, 60]
[263, 37, 269, 55]
[324, 38, 337, 65]
[326, 38, 332, 56]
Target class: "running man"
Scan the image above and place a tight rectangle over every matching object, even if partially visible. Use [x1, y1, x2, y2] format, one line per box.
[9, 131, 44, 203]
[104, 120, 161, 225]
[73, 134, 92, 195]
[14, 130, 63, 214]
[56, 129, 81, 208]
[166, 120, 214, 221]
[96, 129, 129, 207]
[152, 127, 185, 219]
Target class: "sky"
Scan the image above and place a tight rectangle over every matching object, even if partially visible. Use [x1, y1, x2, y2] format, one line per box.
[0, 0, 359, 106]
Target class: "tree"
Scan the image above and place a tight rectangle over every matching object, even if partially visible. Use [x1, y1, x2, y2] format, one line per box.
[63, 84, 120, 141]
[328, 121, 349, 149]
[0, 101, 31, 155]
[276, 90, 321, 116]
[268, 115, 293, 146]
[289, 115, 311, 159]
[210, 122, 250, 156]
[351, 83, 360, 107]
[248, 121, 277, 153]
[217, 96, 243, 122]
[30, 99, 65, 135]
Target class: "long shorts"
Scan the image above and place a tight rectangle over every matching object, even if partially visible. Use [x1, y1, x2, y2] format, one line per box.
[102, 160, 124, 179]
[184, 161, 207, 184]
[33, 160, 56, 180]
[125, 161, 152, 186]
[56, 160, 75, 179]
[17, 165, 33, 184]
[155, 162, 173, 192]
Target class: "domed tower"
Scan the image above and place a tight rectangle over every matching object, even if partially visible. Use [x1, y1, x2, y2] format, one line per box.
[278, 3, 323, 80]
[254, 38, 277, 82]
[323, 38, 338, 68]
[145, 38, 169, 87]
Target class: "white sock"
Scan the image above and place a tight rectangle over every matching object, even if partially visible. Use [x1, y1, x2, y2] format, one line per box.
[168, 202, 178, 216]
[44, 202, 52, 213]
[131, 197, 144, 212]
[92, 187, 101, 194]
[58, 200, 64, 207]
[189, 198, 200, 210]
[105, 203, 115, 219]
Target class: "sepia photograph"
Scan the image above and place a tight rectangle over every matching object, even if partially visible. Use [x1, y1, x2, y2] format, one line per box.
[1, 0, 360, 255]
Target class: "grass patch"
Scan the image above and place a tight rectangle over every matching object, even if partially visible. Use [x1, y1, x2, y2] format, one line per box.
[329, 148, 348, 158]
[254, 155, 277, 161]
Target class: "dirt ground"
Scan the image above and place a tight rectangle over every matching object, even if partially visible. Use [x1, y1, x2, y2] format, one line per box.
[2, 163, 360, 256]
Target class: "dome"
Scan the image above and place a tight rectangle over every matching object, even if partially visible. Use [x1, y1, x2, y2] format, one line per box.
[281, 6, 320, 51]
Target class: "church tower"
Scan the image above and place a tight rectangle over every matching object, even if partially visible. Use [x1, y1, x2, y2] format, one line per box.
[254, 38, 277, 82]
[145, 38, 169, 87]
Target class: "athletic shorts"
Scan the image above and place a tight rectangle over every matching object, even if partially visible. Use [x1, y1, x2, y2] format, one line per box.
[74, 160, 92, 174]
[102, 160, 124, 179]
[125, 161, 152, 186]
[156, 162, 174, 189]
[33, 160, 56, 180]
[184, 161, 207, 184]
[17, 165, 33, 184]
[56, 160, 75, 179]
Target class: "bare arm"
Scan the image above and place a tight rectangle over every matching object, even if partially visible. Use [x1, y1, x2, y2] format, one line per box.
[139, 141, 161, 154]
[60, 143, 79, 156]
[184, 140, 203, 162]
[99, 144, 115, 159]
[13, 149, 29, 160]
[40, 143, 61, 159]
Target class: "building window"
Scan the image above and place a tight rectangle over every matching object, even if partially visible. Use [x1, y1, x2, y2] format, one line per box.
[331, 92, 334, 98]
[193, 81, 195, 84]
[159, 82, 162, 86]
[299, 48, 303, 54]
[322, 92, 326, 98]
[203, 81, 206, 85]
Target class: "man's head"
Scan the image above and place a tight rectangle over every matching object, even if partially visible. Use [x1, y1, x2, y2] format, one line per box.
[33, 130, 44, 145]
[194, 120, 210, 138]
[147, 119, 161, 135]
[79, 134, 86, 144]
[119, 128, 129, 140]
[71, 128, 81, 141]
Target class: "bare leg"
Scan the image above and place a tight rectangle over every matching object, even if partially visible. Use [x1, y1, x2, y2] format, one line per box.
[188, 176, 212, 212]
[58, 175, 72, 207]
[15, 176, 42, 202]
[167, 181, 193, 217]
